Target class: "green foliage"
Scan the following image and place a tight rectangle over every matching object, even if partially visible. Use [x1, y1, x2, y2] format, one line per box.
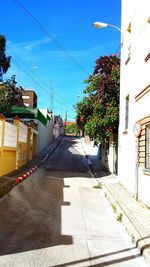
[0, 76, 21, 115]
[117, 213, 123, 222]
[131, 234, 135, 242]
[75, 55, 120, 145]
[111, 203, 117, 213]
[75, 96, 94, 130]
[0, 35, 11, 80]
[65, 123, 80, 135]
[93, 182, 102, 189]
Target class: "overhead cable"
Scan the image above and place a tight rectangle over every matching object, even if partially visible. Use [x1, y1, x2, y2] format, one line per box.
[12, 0, 89, 76]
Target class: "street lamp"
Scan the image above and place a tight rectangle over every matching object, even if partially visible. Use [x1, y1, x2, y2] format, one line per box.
[93, 21, 123, 47]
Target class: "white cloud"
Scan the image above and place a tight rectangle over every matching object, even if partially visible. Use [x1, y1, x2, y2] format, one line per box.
[6, 37, 51, 59]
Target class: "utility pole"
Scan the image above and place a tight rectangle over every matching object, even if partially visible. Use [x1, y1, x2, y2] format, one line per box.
[64, 111, 67, 135]
[65, 111, 67, 123]
[61, 103, 63, 118]
[50, 80, 54, 113]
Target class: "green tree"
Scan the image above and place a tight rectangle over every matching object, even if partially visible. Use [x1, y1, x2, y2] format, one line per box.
[0, 76, 21, 115]
[0, 35, 11, 81]
[75, 96, 95, 136]
[76, 55, 120, 144]
[65, 123, 80, 135]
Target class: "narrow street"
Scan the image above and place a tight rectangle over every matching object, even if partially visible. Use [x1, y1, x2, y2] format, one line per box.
[0, 137, 148, 267]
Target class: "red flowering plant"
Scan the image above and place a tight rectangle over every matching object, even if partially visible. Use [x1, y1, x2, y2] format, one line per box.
[75, 96, 94, 130]
[75, 55, 120, 145]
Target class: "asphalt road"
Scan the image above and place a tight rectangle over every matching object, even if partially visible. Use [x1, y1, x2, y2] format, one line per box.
[0, 136, 148, 267]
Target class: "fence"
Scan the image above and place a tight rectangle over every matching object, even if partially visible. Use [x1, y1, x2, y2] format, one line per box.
[0, 115, 38, 176]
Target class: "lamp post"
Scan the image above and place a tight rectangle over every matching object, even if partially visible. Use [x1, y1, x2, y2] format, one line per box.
[93, 21, 123, 47]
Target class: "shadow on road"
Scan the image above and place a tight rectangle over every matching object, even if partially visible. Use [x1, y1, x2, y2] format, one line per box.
[0, 175, 72, 255]
[43, 136, 93, 178]
[0, 136, 108, 257]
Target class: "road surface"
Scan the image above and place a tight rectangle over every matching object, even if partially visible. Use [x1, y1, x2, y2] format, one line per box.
[0, 136, 148, 267]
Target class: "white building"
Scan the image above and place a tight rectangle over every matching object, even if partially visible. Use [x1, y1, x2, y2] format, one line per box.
[118, 0, 150, 206]
[38, 109, 54, 153]
[53, 115, 64, 138]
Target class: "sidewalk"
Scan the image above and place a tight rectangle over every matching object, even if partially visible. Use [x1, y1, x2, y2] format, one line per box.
[0, 137, 62, 198]
[82, 138, 150, 265]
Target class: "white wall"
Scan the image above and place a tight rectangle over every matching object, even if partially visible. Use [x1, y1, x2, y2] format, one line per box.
[4, 122, 17, 148]
[19, 121, 27, 143]
[37, 110, 54, 153]
[118, 0, 150, 202]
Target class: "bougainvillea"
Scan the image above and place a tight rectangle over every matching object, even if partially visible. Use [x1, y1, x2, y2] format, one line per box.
[75, 55, 120, 144]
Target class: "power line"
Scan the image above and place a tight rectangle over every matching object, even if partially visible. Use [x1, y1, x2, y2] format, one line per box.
[8, 55, 76, 117]
[7, 44, 75, 111]
[49, 80, 54, 112]
[12, 0, 89, 76]
[6, 60, 75, 115]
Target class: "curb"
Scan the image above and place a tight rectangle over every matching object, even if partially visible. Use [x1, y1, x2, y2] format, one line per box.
[16, 139, 61, 184]
[81, 138, 150, 265]
[101, 183, 150, 265]
[16, 165, 39, 183]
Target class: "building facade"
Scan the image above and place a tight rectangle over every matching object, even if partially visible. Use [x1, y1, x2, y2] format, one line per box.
[21, 89, 37, 108]
[53, 115, 64, 138]
[118, 0, 150, 205]
[11, 107, 54, 153]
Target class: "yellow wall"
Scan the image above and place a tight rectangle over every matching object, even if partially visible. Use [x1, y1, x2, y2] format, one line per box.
[0, 147, 17, 176]
[27, 128, 33, 161]
[16, 142, 27, 169]
[14, 117, 28, 169]
[0, 115, 17, 176]
[27, 128, 38, 161]
[33, 133, 37, 156]
[0, 115, 38, 177]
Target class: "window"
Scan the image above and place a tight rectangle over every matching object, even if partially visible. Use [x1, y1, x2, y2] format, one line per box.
[125, 95, 129, 129]
[24, 103, 29, 107]
[146, 125, 150, 169]
[22, 95, 29, 99]
[127, 22, 131, 33]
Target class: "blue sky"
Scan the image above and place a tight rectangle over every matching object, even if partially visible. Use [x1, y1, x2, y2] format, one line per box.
[1, 0, 121, 121]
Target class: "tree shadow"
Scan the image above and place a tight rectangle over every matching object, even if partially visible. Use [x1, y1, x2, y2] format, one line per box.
[0, 136, 114, 257]
[0, 175, 72, 256]
[43, 136, 109, 179]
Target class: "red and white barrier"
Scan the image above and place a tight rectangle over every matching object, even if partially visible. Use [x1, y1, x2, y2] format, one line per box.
[16, 156, 49, 183]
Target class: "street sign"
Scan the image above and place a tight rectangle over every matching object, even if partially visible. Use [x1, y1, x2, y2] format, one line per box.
[133, 121, 142, 138]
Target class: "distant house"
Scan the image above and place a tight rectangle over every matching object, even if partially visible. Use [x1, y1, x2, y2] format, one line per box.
[118, 0, 150, 206]
[21, 89, 37, 108]
[0, 82, 37, 108]
[53, 115, 64, 138]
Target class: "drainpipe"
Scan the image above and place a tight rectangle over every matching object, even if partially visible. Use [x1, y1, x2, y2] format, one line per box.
[135, 138, 139, 200]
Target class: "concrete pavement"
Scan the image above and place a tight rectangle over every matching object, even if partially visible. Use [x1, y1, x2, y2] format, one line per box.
[0, 137, 62, 197]
[0, 136, 148, 267]
[0, 176, 147, 266]
[82, 138, 150, 266]
[0, 137, 150, 267]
